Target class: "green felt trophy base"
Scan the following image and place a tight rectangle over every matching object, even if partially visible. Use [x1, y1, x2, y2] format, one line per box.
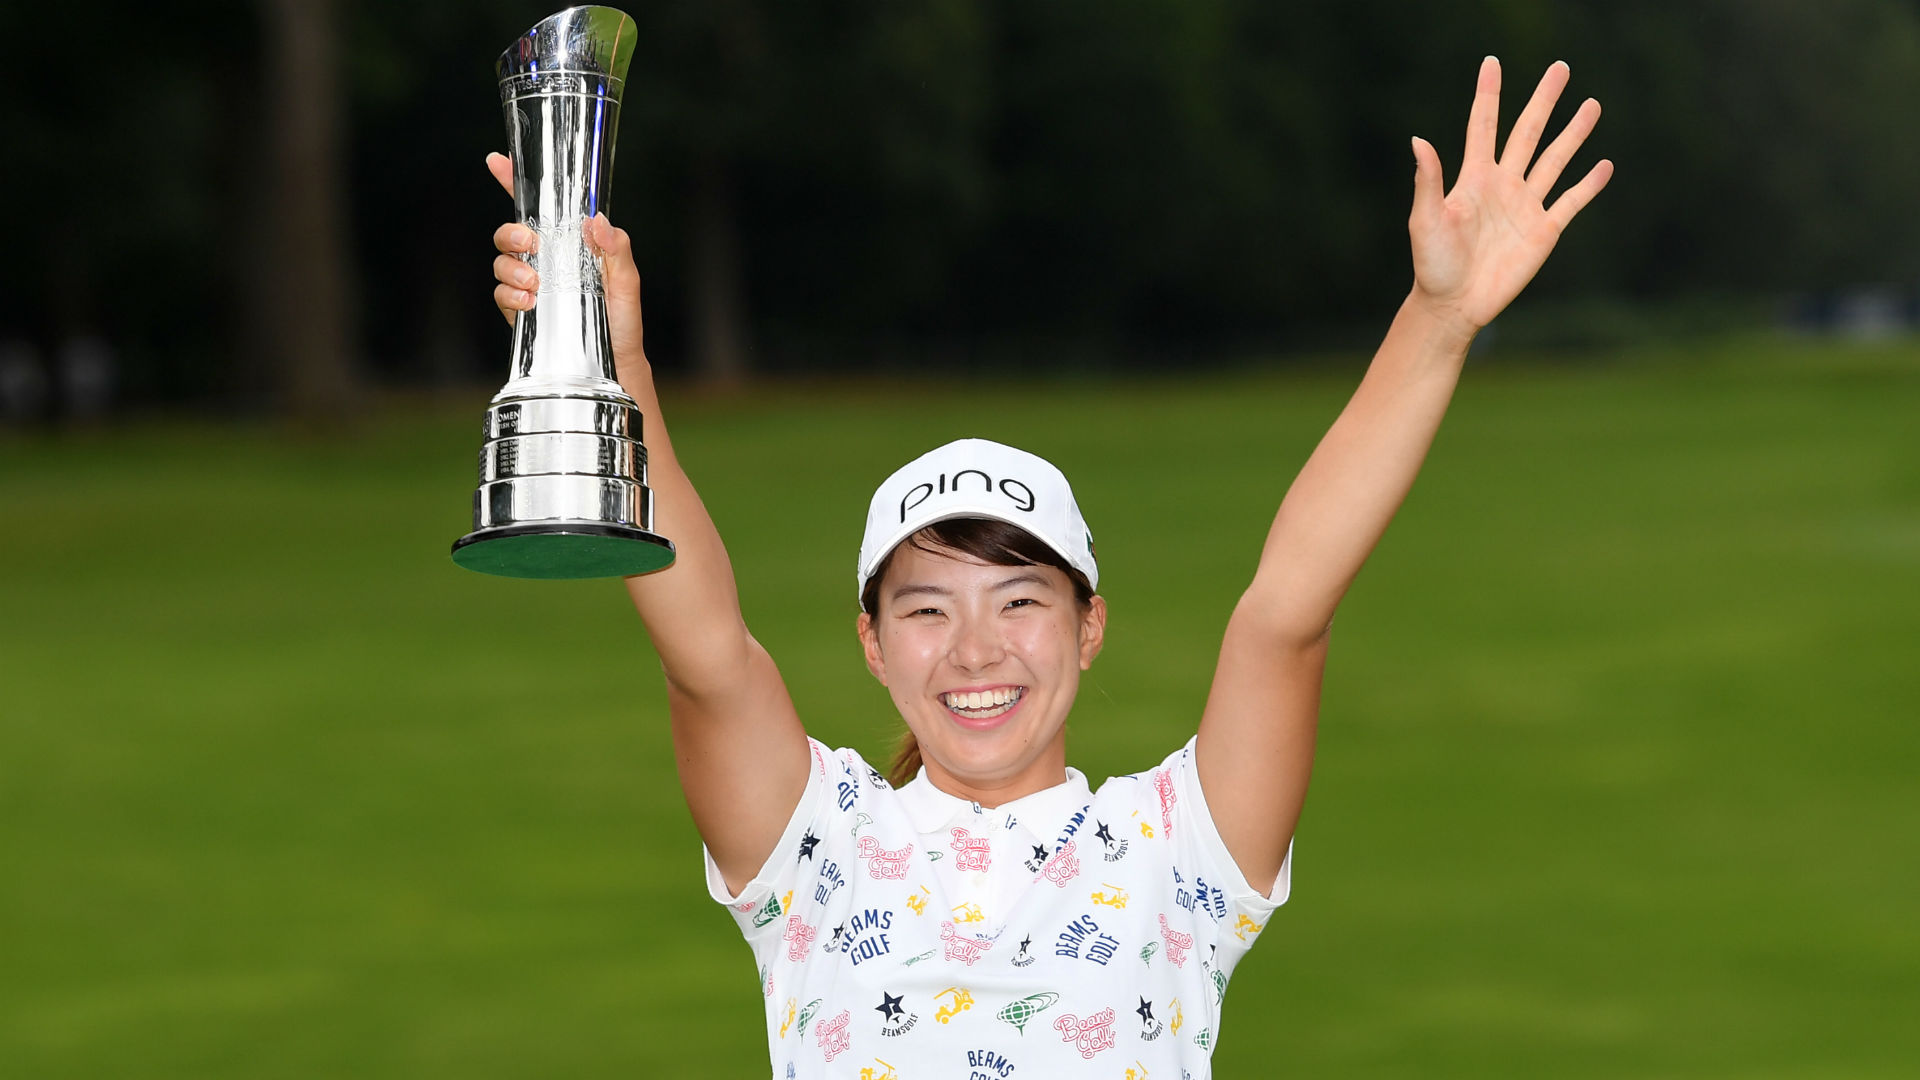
[451, 524, 676, 580]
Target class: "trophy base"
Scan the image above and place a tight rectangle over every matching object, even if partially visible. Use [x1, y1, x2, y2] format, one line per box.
[451, 523, 675, 580]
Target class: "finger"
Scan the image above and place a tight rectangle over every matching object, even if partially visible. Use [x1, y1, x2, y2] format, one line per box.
[1462, 56, 1501, 164]
[1546, 159, 1614, 229]
[1500, 61, 1569, 172]
[1527, 97, 1601, 198]
[1408, 136, 1446, 229]
[586, 213, 627, 257]
[486, 152, 514, 197]
[493, 253, 537, 292]
[493, 221, 534, 255]
[589, 214, 640, 289]
[494, 282, 536, 323]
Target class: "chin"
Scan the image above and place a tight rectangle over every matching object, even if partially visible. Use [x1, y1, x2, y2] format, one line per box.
[924, 721, 1053, 781]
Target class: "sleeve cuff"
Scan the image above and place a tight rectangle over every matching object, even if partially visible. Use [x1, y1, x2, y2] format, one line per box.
[1174, 736, 1293, 913]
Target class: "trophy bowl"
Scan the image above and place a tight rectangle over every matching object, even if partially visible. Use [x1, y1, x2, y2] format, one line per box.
[451, 5, 675, 579]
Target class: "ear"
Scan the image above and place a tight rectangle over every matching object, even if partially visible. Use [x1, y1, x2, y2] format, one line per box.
[1077, 595, 1108, 670]
[856, 611, 887, 685]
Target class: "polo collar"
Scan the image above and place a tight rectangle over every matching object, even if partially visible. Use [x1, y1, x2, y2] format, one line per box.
[896, 763, 1093, 837]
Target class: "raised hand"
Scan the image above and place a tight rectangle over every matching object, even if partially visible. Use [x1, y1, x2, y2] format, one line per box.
[1408, 58, 1612, 334]
[485, 152, 648, 381]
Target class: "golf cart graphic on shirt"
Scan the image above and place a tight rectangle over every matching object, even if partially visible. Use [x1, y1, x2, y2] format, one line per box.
[934, 986, 974, 1024]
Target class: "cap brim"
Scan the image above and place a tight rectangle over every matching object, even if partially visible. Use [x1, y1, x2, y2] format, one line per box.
[859, 505, 1074, 591]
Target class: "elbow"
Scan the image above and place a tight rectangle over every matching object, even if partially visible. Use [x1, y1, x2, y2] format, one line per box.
[1230, 590, 1334, 654]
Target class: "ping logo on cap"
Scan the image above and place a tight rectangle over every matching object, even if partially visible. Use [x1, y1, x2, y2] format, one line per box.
[898, 469, 1037, 522]
[859, 438, 1098, 598]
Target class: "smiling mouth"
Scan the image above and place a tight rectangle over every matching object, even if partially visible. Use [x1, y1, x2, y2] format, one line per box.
[941, 687, 1026, 720]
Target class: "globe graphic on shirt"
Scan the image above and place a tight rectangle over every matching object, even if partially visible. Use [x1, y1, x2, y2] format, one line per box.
[996, 992, 1061, 1033]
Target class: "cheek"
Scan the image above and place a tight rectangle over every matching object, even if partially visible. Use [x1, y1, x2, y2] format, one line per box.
[1005, 618, 1081, 674]
[880, 626, 945, 685]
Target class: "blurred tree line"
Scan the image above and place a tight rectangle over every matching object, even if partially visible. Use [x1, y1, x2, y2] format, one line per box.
[11, 0, 1920, 416]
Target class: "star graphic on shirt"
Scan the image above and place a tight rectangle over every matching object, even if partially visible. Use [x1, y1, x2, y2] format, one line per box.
[797, 831, 820, 860]
[876, 991, 905, 1021]
[1096, 822, 1116, 847]
[1137, 996, 1155, 1023]
[828, 923, 846, 948]
[1031, 844, 1049, 863]
[1017, 935, 1032, 954]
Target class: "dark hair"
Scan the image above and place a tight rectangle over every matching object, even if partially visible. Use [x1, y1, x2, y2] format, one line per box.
[860, 517, 1097, 787]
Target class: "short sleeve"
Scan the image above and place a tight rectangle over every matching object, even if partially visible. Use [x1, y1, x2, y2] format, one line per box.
[1170, 735, 1292, 912]
[1154, 736, 1292, 985]
[702, 737, 834, 937]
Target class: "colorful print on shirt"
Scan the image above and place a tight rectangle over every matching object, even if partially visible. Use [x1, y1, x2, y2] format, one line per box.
[704, 736, 1291, 1078]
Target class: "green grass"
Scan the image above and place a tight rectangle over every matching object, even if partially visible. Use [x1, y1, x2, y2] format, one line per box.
[3, 335, 1917, 1077]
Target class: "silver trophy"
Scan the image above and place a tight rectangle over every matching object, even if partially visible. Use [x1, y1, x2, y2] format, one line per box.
[452, 6, 675, 579]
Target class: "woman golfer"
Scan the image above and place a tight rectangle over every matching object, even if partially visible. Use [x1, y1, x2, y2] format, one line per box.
[488, 57, 1609, 1078]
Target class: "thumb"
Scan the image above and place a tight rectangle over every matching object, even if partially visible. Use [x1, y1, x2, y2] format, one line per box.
[588, 214, 646, 356]
[485, 152, 514, 198]
[589, 214, 638, 283]
[1409, 136, 1445, 227]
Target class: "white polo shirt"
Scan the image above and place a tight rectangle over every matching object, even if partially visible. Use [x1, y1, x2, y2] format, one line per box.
[704, 737, 1292, 1079]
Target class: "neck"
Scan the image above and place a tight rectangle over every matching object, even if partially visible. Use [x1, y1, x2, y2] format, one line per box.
[920, 736, 1069, 807]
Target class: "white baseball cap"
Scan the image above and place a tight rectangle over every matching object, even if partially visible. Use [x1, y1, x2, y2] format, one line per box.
[857, 438, 1099, 600]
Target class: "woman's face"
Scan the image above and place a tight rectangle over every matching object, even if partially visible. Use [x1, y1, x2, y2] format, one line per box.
[857, 539, 1105, 804]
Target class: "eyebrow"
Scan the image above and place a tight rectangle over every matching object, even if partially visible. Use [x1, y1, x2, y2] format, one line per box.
[889, 572, 1056, 602]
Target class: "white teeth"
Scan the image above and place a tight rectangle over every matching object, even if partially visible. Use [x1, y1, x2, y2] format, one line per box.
[944, 688, 1024, 716]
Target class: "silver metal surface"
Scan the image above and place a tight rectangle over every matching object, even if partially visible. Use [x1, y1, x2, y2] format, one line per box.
[485, 397, 639, 439]
[454, 7, 673, 575]
[480, 431, 642, 483]
[474, 475, 653, 531]
[496, 5, 635, 399]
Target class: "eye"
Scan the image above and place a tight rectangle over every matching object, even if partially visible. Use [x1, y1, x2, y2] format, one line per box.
[910, 606, 944, 617]
[1005, 597, 1037, 610]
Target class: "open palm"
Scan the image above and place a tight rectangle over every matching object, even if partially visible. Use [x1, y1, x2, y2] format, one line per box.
[1411, 58, 1613, 332]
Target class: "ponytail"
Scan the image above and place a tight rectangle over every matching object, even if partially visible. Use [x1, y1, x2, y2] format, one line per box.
[886, 728, 923, 788]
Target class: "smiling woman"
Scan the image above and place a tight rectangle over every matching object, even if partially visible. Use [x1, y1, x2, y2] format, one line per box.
[857, 511, 1098, 789]
[485, 54, 1611, 1078]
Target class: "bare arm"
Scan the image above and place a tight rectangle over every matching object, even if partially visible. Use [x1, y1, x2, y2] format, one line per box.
[1196, 59, 1615, 891]
[488, 155, 808, 894]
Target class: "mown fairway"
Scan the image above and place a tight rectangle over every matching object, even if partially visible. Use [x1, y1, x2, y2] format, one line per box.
[3, 339, 1916, 1078]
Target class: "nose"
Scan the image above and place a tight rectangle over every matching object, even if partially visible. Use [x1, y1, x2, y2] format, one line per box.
[948, 611, 1006, 673]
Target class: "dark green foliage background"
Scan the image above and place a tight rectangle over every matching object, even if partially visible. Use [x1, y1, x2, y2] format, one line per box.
[4, 342, 1916, 1076]
[17, 0, 1920, 394]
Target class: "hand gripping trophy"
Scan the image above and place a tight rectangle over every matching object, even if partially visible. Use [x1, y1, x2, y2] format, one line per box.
[452, 6, 674, 578]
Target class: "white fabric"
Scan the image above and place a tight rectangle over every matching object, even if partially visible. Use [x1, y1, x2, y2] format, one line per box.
[856, 439, 1100, 599]
[703, 738, 1292, 1078]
